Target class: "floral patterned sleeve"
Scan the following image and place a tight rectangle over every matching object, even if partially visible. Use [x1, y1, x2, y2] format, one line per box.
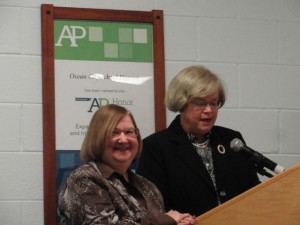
[58, 164, 175, 225]
[58, 168, 124, 224]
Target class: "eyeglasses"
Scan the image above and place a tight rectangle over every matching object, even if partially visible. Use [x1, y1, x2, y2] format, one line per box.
[190, 99, 219, 111]
[112, 128, 139, 138]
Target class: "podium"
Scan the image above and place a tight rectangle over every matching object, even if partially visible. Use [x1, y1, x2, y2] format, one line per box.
[196, 164, 300, 225]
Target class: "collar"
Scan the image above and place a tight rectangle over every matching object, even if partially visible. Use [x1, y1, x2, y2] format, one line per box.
[186, 130, 210, 142]
[94, 161, 131, 180]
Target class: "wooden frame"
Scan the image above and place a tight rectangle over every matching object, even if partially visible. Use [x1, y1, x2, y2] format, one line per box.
[41, 4, 165, 225]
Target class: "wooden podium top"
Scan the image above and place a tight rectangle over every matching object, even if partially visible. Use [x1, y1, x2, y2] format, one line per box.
[196, 164, 300, 225]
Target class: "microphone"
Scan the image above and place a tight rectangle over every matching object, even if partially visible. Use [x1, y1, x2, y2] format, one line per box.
[230, 138, 285, 175]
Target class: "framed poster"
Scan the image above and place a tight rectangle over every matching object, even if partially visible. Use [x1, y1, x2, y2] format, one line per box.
[41, 4, 165, 225]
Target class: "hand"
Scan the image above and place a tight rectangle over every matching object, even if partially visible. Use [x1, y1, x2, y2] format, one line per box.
[166, 210, 196, 225]
[178, 215, 196, 225]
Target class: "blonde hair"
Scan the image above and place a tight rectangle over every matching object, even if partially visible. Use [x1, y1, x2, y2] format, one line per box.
[80, 104, 142, 162]
[165, 65, 226, 112]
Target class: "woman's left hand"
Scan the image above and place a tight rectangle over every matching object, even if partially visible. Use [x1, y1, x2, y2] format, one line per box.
[178, 215, 196, 225]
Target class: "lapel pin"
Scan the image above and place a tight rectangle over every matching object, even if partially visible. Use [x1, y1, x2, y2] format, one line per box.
[217, 144, 226, 154]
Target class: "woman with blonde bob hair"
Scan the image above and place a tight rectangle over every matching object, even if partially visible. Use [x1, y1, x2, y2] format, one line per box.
[137, 65, 260, 217]
[58, 104, 195, 225]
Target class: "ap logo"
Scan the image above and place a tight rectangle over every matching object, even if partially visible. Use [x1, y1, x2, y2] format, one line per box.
[55, 26, 86, 47]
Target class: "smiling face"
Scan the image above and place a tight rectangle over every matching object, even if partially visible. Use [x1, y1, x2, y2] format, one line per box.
[180, 92, 219, 139]
[102, 114, 139, 175]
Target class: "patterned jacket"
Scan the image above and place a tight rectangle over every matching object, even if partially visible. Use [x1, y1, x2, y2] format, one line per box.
[58, 161, 175, 225]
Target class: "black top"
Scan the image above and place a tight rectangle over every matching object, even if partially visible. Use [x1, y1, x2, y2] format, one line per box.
[136, 115, 260, 216]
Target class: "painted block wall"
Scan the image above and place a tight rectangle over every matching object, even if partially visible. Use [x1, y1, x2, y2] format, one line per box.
[0, 0, 300, 224]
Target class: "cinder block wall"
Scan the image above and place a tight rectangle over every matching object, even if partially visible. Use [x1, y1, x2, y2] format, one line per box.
[0, 1, 300, 224]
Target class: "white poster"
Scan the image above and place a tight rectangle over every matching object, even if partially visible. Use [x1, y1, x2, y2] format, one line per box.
[55, 60, 154, 150]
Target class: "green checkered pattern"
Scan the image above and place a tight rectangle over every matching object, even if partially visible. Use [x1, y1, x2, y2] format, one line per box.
[54, 20, 153, 62]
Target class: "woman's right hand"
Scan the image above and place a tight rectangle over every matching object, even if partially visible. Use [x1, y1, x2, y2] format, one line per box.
[166, 210, 196, 225]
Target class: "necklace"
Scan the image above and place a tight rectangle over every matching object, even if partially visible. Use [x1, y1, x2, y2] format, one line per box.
[192, 138, 209, 148]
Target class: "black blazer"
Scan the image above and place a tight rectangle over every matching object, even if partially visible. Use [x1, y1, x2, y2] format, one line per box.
[136, 115, 260, 216]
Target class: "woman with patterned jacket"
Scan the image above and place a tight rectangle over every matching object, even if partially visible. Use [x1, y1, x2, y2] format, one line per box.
[58, 104, 195, 225]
